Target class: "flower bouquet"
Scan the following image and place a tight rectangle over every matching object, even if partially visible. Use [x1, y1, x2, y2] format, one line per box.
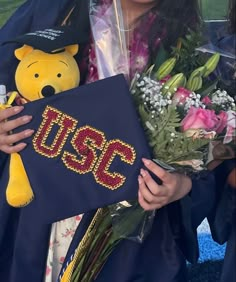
[131, 51, 236, 173]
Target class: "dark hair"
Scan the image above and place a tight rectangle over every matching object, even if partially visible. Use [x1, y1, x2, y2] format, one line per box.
[146, 0, 201, 61]
[59, 0, 200, 65]
[59, 0, 200, 42]
[228, 0, 236, 33]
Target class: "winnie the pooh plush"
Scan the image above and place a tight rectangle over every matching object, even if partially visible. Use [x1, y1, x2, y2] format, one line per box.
[6, 43, 80, 207]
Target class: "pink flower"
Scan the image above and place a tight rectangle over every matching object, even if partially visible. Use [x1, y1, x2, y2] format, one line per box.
[201, 96, 212, 105]
[76, 215, 82, 221]
[160, 74, 172, 83]
[216, 111, 228, 133]
[60, 257, 65, 264]
[181, 106, 218, 132]
[172, 87, 192, 105]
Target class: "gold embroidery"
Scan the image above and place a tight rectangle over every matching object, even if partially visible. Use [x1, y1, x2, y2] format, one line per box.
[62, 125, 106, 174]
[93, 139, 136, 190]
[33, 106, 77, 158]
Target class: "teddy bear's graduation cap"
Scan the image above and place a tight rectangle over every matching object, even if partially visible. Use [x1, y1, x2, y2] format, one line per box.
[3, 26, 88, 53]
[1, 74, 152, 223]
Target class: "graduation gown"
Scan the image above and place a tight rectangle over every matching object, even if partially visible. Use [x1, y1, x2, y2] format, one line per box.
[208, 159, 236, 282]
[0, 1, 221, 281]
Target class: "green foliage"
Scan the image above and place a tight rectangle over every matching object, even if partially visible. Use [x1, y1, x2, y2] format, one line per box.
[0, 0, 25, 27]
[171, 29, 207, 77]
[136, 103, 209, 165]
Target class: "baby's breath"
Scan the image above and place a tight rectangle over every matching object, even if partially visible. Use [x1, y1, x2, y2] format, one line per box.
[211, 89, 235, 111]
[133, 75, 172, 117]
[184, 92, 204, 111]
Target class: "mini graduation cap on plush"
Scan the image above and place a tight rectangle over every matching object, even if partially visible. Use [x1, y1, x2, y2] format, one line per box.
[5, 26, 82, 207]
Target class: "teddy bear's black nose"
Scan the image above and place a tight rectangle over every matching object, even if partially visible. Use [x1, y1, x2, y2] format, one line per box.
[41, 85, 56, 97]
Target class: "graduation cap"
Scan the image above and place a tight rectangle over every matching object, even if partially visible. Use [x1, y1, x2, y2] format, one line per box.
[2, 26, 88, 53]
[3, 74, 151, 223]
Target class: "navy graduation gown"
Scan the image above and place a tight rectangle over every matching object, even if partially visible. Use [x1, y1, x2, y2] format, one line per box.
[0, 1, 221, 281]
[208, 159, 236, 282]
[220, 220, 236, 282]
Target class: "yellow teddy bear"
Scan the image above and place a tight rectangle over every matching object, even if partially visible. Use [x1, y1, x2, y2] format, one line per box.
[6, 42, 80, 207]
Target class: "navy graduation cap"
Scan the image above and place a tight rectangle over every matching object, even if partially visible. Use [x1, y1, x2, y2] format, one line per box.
[3, 25, 89, 53]
[6, 74, 151, 223]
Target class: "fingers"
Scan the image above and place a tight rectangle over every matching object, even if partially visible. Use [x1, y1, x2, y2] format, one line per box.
[0, 115, 32, 134]
[139, 169, 166, 197]
[0, 128, 34, 154]
[0, 129, 34, 146]
[138, 191, 162, 211]
[0, 106, 34, 154]
[0, 143, 27, 154]
[142, 158, 169, 182]
[138, 173, 168, 211]
[0, 106, 24, 122]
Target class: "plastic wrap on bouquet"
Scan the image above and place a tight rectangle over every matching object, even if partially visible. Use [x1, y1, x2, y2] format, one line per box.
[89, 0, 156, 244]
[89, 0, 129, 80]
[196, 42, 236, 98]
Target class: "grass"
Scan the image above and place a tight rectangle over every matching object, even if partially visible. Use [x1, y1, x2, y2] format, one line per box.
[0, 0, 24, 27]
[200, 0, 228, 20]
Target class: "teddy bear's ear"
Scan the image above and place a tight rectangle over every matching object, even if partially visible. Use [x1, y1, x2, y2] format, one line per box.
[65, 44, 79, 56]
[15, 45, 34, 60]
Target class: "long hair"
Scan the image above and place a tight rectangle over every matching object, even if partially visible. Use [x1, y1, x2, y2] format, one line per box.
[58, 0, 201, 69]
[59, 0, 200, 44]
[145, 0, 201, 61]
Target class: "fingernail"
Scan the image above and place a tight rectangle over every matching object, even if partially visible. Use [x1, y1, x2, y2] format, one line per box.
[142, 158, 151, 166]
[140, 168, 146, 177]
[24, 129, 34, 136]
[138, 176, 142, 184]
[22, 115, 32, 122]
[13, 106, 24, 113]
[19, 143, 27, 149]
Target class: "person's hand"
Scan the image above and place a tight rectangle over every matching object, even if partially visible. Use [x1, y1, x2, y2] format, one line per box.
[138, 158, 192, 210]
[227, 167, 236, 189]
[0, 106, 34, 154]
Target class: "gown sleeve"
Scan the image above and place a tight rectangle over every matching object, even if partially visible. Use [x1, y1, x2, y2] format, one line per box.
[207, 159, 236, 244]
[167, 170, 216, 263]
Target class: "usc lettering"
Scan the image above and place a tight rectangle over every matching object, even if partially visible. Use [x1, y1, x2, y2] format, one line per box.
[33, 106, 136, 190]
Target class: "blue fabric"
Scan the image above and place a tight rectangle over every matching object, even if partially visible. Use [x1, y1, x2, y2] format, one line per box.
[0, 0, 71, 90]
[6, 74, 152, 224]
[59, 208, 188, 282]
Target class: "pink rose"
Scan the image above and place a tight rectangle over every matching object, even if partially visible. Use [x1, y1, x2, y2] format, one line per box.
[172, 87, 192, 105]
[181, 106, 218, 132]
[216, 111, 228, 134]
[201, 96, 212, 106]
